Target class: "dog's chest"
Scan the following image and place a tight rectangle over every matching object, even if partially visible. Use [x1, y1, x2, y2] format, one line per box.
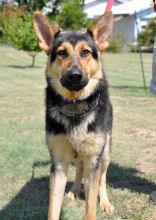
[47, 108, 105, 159]
[66, 119, 104, 158]
[67, 112, 95, 151]
[68, 122, 88, 151]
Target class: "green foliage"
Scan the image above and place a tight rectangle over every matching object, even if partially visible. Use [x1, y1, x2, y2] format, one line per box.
[129, 44, 139, 53]
[3, 13, 40, 52]
[50, 0, 63, 17]
[139, 18, 156, 47]
[0, 4, 26, 44]
[15, 0, 48, 12]
[56, 0, 89, 30]
[0, 18, 4, 44]
[106, 34, 123, 53]
[2, 13, 40, 66]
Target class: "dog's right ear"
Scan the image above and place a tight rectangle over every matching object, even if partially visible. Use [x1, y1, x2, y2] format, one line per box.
[33, 12, 59, 55]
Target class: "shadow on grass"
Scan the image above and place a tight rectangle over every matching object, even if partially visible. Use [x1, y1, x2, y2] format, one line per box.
[4, 64, 42, 69]
[111, 85, 145, 90]
[0, 161, 155, 219]
[108, 163, 156, 194]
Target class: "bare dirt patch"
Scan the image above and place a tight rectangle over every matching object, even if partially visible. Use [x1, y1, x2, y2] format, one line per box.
[136, 128, 156, 140]
[136, 147, 156, 174]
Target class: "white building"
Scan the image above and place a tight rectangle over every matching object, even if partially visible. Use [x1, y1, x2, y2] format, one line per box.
[84, 0, 155, 44]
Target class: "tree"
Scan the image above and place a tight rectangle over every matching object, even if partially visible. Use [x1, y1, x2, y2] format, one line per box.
[56, 0, 89, 30]
[50, 0, 63, 16]
[0, 4, 27, 43]
[139, 18, 156, 47]
[15, 0, 49, 12]
[3, 13, 41, 67]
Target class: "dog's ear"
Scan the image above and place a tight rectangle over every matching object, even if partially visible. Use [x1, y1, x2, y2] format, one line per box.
[89, 11, 113, 52]
[33, 12, 59, 54]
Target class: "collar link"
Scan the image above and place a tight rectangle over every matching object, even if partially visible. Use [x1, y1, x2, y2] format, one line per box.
[59, 94, 100, 118]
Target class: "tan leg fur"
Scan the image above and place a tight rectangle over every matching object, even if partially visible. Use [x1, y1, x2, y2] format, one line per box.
[84, 158, 100, 220]
[99, 134, 114, 214]
[67, 161, 84, 200]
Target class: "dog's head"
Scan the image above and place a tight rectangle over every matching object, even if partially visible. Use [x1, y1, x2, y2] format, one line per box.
[33, 11, 113, 100]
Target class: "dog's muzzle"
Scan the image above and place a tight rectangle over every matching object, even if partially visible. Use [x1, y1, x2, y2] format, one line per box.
[60, 69, 88, 91]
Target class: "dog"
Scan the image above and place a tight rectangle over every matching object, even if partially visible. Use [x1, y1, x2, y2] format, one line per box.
[33, 11, 114, 220]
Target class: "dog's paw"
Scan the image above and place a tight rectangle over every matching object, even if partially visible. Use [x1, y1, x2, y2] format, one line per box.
[66, 191, 75, 201]
[100, 202, 114, 214]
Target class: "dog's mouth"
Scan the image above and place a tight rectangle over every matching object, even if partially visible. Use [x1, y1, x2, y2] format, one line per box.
[60, 70, 88, 91]
[61, 79, 88, 91]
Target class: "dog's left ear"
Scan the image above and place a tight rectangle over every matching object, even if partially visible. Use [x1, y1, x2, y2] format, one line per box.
[89, 11, 113, 52]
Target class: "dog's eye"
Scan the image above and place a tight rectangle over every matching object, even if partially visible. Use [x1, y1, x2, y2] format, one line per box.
[80, 49, 91, 58]
[57, 50, 68, 58]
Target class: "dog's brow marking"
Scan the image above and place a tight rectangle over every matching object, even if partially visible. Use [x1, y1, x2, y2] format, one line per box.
[75, 41, 92, 51]
[57, 42, 74, 53]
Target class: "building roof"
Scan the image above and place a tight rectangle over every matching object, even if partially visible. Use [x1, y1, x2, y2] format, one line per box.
[84, 0, 153, 18]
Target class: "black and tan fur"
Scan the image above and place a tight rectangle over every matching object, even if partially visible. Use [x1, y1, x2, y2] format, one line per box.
[33, 11, 114, 220]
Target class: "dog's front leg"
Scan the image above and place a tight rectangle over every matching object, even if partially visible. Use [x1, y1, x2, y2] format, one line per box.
[48, 160, 68, 220]
[84, 159, 100, 220]
[67, 160, 83, 200]
[99, 134, 114, 214]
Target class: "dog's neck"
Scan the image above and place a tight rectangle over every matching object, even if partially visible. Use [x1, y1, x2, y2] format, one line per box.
[46, 78, 108, 119]
[59, 94, 100, 118]
[62, 98, 87, 106]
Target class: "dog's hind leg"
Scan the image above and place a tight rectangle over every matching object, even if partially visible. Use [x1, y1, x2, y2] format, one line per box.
[67, 161, 83, 200]
[99, 134, 114, 214]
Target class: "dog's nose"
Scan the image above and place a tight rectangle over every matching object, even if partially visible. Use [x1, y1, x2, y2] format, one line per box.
[60, 68, 88, 91]
[68, 71, 82, 81]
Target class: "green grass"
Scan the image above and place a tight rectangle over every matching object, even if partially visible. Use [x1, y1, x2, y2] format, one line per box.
[0, 46, 156, 220]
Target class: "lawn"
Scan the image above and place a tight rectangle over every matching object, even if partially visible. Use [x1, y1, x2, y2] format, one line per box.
[0, 45, 156, 220]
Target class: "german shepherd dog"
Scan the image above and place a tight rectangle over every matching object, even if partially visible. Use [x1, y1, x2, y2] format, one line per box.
[33, 11, 114, 220]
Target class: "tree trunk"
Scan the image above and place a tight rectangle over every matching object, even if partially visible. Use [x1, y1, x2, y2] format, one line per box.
[31, 55, 36, 67]
[27, 51, 37, 67]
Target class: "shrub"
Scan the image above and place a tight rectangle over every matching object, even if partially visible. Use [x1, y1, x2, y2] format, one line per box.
[106, 34, 123, 53]
[139, 18, 156, 47]
[3, 12, 40, 67]
[0, 4, 26, 44]
[56, 0, 89, 30]
[129, 44, 139, 53]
